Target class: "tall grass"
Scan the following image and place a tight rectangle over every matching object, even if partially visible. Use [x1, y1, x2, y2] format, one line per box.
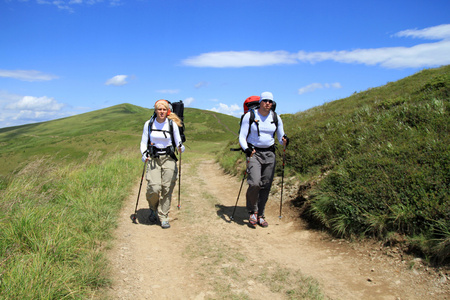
[218, 66, 450, 262]
[304, 68, 449, 262]
[0, 151, 139, 299]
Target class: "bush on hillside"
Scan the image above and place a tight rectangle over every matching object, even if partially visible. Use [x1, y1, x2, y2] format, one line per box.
[219, 66, 450, 262]
[304, 68, 450, 262]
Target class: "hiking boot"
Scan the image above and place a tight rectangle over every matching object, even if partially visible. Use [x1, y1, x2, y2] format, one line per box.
[249, 213, 257, 226]
[161, 221, 171, 229]
[148, 210, 158, 223]
[258, 216, 268, 228]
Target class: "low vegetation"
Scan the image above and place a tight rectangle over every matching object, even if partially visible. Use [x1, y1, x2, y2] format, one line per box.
[0, 105, 240, 298]
[0, 151, 139, 298]
[220, 65, 450, 263]
[0, 66, 448, 298]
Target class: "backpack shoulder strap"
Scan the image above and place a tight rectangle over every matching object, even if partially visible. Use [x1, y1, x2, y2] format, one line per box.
[147, 114, 156, 149]
[168, 119, 176, 148]
[148, 115, 174, 145]
[247, 109, 260, 137]
[271, 111, 278, 137]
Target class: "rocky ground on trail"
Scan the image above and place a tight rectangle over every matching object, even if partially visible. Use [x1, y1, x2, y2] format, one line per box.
[104, 158, 449, 300]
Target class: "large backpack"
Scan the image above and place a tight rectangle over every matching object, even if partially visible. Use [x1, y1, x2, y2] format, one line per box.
[231, 96, 278, 152]
[243, 96, 260, 114]
[147, 100, 185, 151]
[171, 100, 186, 143]
[241, 96, 278, 138]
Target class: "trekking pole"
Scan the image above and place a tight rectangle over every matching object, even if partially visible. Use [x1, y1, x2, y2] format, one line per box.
[132, 158, 147, 223]
[230, 157, 249, 221]
[177, 147, 182, 210]
[279, 145, 286, 219]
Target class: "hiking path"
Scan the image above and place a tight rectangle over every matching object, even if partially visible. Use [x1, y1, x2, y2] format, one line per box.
[105, 156, 449, 300]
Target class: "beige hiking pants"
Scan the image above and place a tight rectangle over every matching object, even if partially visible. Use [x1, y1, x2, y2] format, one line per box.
[145, 155, 178, 222]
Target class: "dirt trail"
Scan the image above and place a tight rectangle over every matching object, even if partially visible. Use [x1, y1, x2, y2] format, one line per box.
[105, 158, 449, 300]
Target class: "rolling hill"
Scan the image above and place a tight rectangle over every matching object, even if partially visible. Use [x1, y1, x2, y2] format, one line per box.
[0, 103, 240, 178]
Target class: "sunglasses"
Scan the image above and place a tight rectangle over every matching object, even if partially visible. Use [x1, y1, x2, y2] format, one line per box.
[261, 99, 273, 104]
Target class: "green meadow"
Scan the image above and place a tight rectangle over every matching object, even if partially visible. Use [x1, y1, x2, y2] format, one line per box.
[0, 65, 449, 298]
[0, 104, 239, 298]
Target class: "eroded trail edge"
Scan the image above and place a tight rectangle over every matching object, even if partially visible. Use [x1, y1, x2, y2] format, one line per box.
[105, 157, 449, 300]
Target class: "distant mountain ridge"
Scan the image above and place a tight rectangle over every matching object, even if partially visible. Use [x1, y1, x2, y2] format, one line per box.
[0, 103, 240, 177]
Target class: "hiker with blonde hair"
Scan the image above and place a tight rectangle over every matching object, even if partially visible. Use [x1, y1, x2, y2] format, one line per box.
[140, 99, 185, 229]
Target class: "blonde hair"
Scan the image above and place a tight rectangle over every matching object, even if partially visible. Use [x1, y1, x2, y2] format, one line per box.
[154, 99, 183, 127]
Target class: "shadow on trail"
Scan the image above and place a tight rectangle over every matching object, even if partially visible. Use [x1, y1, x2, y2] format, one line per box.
[129, 208, 163, 225]
[215, 204, 255, 229]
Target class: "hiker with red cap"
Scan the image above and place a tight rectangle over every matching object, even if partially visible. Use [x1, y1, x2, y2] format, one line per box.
[239, 92, 289, 227]
[140, 99, 185, 229]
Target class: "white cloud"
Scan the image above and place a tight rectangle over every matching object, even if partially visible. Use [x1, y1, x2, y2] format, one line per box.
[8, 110, 62, 122]
[298, 82, 342, 95]
[298, 83, 323, 95]
[0, 69, 59, 82]
[329, 83, 342, 89]
[183, 97, 194, 107]
[105, 75, 128, 86]
[35, 0, 122, 11]
[5, 96, 65, 111]
[181, 24, 450, 69]
[157, 89, 180, 94]
[195, 81, 209, 88]
[109, 0, 122, 6]
[209, 103, 241, 117]
[297, 41, 450, 69]
[182, 51, 297, 68]
[394, 24, 450, 40]
[0, 93, 70, 128]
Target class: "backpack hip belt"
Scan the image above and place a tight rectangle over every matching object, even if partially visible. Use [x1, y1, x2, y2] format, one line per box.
[249, 144, 275, 153]
[149, 145, 178, 161]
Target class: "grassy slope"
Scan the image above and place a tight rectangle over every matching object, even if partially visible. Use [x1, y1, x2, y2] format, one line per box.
[218, 65, 449, 262]
[1, 65, 448, 264]
[0, 104, 241, 298]
[0, 103, 146, 178]
[0, 103, 239, 178]
[0, 67, 448, 298]
[289, 66, 449, 262]
[0, 153, 138, 299]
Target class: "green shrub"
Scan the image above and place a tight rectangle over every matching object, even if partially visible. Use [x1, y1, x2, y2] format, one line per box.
[0, 151, 138, 298]
[217, 65, 450, 262]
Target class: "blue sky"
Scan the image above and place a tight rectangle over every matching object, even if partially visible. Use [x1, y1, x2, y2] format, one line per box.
[1, 0, 449, 128]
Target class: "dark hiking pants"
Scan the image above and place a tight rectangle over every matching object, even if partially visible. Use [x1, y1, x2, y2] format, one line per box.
[246, 150, 276, 217]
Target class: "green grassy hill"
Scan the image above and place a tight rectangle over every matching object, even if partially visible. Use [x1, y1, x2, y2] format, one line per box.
[0, 66, 448, 299]
[291, 66, 449, 262]
[0, 103, 241, 299]
[0, 103, 239, 178]
[220, 65, 450, 262]
[1, 65, 448, 263]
